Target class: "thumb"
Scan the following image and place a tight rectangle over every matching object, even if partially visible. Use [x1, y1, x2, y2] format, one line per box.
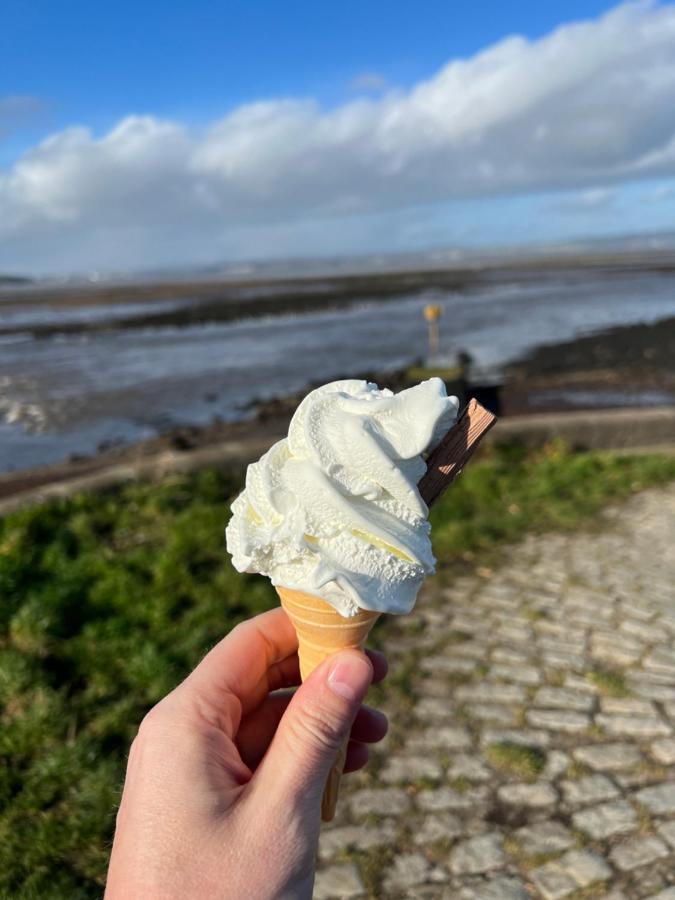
[255, 650, 373, 809]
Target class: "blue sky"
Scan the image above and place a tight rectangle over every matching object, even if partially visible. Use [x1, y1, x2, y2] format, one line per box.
[2, 1, 675, 274]
[2, 2, 621, 128]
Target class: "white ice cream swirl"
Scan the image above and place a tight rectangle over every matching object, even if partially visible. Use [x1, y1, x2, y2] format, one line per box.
[226, 378, 458, 617]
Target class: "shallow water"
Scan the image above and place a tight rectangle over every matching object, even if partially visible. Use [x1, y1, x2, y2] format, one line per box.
[1, 267, 674, 473]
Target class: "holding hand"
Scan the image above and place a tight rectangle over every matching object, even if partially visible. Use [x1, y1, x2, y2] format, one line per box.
[106, 608, 388, 899]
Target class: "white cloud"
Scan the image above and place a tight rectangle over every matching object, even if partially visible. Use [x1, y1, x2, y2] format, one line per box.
[2, 1, 675, 272]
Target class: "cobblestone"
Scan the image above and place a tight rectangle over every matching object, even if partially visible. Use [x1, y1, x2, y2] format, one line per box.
[541, 650, 587, 670]
[455, 683, 526, 704]
[561, 774, 619, 806]
[562, 850, 612, 887]
[600, 698, 658, 716]
[595, 714, 672, 738]
[413, 696, 454, 720]
[620, 618, 664, 642]
[480, 728, 551, 749]
[542, 750, 571, 780]
[572, 800, 638, 839]
[466, 704, 521, 726]
[417, 786, 488, 812]
[380, 756, 444, 784]
[411, 812, 462, 845]
[634, 783, 675, 815]
[319, 822, 397, 860]
[446, 755, 492, 782]
[526, 709, 591, 733]
[316, 486, 675, 899]
[449, 833, 505, 875]
[314, 864, 365, 898]
[650, 738, 675, 765]
[421, 655, 477, 674]
[630, 681, 675, 702]
[407, 725, 472, 751]
[490, 663, 541, 685]
[491, 648, 530, 665]
[564, 673, 598, 693]
[498, 782, 558, 808]
[609, 836, 669, 871]
[381, 853, 447, 892]
[349, 787, 411, 817]
[534, 686, 595, 712]
[572, 743, 643, 772]
[457, 877, 529, 899]
[657, 820, 675, 849]
[513, 821, 575, 855]
[529, 865, 578, 900]
[646, 648, 675, 672]
[531, 850, 611, 899]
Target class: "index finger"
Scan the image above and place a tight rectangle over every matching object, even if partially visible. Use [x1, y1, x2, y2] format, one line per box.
[182, 607, 298, 732]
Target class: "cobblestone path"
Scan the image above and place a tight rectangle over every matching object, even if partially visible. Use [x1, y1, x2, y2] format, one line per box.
[315, 487, 675, 899]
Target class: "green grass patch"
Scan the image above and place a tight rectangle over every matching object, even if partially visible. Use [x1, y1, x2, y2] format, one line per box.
[588, 668, 631, 697]
[448, 776, 472, 793]
[1, 444, 674, 894]
[486, 742, 547, 779]
[404, 364, 462, 384]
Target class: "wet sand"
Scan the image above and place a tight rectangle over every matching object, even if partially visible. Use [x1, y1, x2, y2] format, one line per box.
[504, 315, 675, 414]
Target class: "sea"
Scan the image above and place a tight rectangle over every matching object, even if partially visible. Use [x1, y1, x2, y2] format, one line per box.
[1, 263, 675, 474]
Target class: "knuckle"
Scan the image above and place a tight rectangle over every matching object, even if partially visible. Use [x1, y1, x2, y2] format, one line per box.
[135, 701, 169, 742]
[287, 703, 344, 755]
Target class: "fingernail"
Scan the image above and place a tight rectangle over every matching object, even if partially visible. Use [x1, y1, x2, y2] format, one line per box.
[327, 655, 372, 702]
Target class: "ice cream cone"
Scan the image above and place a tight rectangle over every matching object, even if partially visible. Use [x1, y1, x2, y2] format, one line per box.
[276, 587, 379, 821]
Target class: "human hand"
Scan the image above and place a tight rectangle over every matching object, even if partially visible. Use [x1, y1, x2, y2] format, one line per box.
[105, 608, 388, 899]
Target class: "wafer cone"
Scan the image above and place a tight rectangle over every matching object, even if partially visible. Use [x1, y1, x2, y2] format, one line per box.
[277, 586, 379, 821]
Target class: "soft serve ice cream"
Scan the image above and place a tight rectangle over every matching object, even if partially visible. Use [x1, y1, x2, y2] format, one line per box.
[226, 378, 458, 617]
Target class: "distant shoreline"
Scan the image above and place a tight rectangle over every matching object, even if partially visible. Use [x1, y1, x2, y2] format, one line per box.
[3, 255, 675, 340]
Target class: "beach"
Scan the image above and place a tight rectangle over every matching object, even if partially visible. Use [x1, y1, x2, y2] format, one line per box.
[1, 256, 674, 486]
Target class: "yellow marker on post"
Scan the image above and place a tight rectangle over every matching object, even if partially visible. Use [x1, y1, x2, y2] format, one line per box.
[423, 303, 443, 358]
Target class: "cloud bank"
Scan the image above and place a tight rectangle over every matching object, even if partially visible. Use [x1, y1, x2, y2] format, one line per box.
[2, 1, 675, 272]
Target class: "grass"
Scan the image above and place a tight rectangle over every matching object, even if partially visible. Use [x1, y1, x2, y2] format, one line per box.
[588, 668, 631, 697]
[486, 742, 547, 779]
[1, 443, 675, 895]
[404, 364, 462, 384]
